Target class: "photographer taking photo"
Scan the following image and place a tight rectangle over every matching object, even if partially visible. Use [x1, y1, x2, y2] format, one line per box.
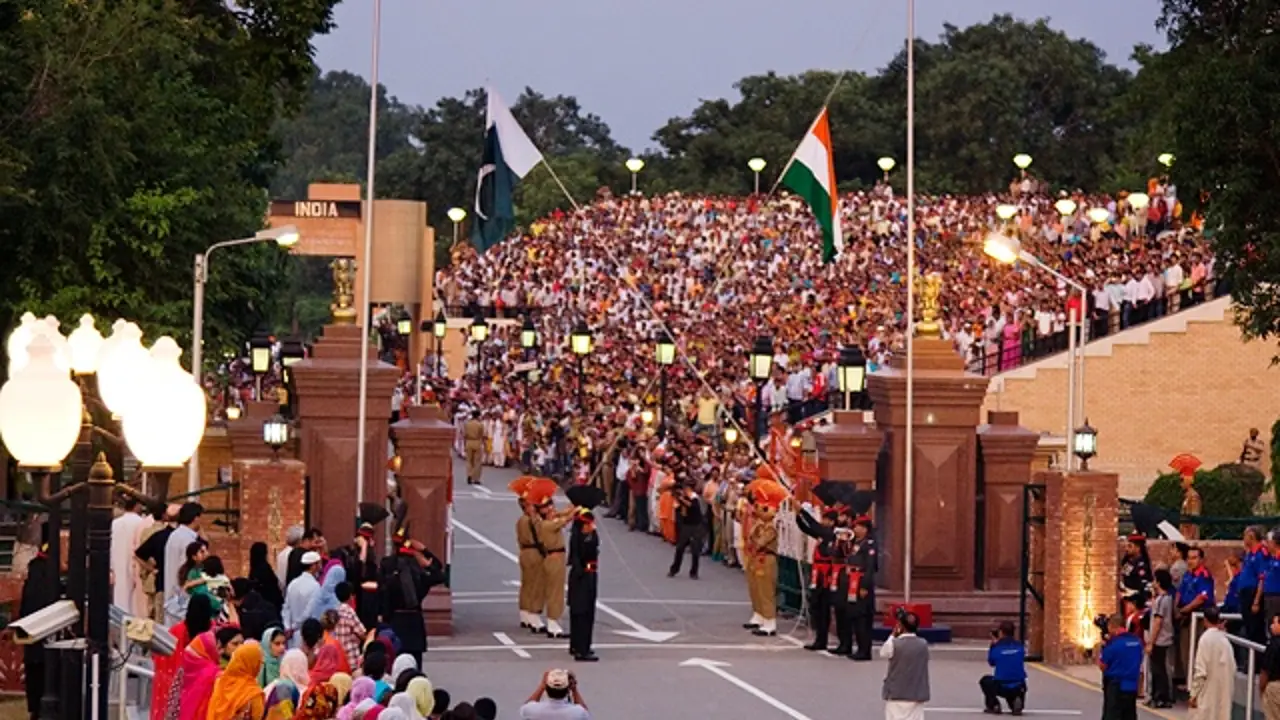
[881, 609, 930, 719]
[979, 620, 1026, 715]
[520, 668, 590, 720]
[1099, 613, 1144, 720]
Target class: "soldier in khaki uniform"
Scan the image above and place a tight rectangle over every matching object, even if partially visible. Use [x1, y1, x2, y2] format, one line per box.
[534, 497, 576, 638]
[463, 413, 486, 485]
[515, 499, 546, 633]
[742, 475, 785, 637]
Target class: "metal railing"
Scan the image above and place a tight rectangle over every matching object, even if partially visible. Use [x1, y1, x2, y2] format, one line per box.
[1189, 610, 1262, 719]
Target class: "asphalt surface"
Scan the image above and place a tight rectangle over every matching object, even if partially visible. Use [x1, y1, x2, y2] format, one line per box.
[430, 461, 1176, 719]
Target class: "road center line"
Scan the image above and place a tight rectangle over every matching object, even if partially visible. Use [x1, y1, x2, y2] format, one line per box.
[491, 632, 531, 659]
[925, 710, 1082, 716]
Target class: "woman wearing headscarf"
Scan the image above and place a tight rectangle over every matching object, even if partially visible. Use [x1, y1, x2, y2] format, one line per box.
[405, 677, 434, 719]
[305, 564, 346, 621]
[378, 708, 406, 720]
[273, 648, 311, 696]
[176, 631, 221, 720]
[328, 672, 354, 705]
[259, 627, 287, 687]
[249, 542, 285, 610]
[310, 642, 345, 685]
[337, 676, 377, 720]
[152, 594, 214, 720]
[296, 682, 341, 720]
[206, 642, 265, 720]
[388, 693, 425, 720]
[390, 654, 418, 689]
[263, 678, 299, 720]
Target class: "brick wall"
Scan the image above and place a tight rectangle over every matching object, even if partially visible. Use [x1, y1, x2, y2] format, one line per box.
[206, 460, 305, 578]
[1120, 538, 1241, 606]
[985, 308, 1280, 497]
[1042, 471, 1119, 665]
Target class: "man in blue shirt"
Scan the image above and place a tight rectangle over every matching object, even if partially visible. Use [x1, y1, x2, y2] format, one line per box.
[1241, 526, 1269, 644]
[979, 620, 1026, 715]
[1099, 613, 1144, 720]
[1176, 546, 1215, 687]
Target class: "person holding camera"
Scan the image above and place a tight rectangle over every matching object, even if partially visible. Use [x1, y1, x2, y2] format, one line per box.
[979, 621, 1026, 715]
[668, 480, 706, 580]
[1099, 613, 1144, 720]
[881, 610, 930, 720]
[519, 668, 590, 720]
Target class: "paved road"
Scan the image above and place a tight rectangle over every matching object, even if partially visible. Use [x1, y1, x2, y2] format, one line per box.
[428, 461, 1175, 719]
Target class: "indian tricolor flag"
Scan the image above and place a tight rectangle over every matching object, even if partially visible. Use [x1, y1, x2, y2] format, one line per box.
[781, 107, 843, 262]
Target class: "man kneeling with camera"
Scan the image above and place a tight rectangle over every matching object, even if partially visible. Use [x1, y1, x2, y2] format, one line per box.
[979, 621, 1026, 715]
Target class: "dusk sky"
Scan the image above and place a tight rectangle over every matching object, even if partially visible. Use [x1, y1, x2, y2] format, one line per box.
[313, 0, 1166, 151]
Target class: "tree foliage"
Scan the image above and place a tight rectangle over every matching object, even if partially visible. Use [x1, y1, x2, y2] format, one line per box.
[1152, 0, 1280, 350]
[0, 0, 340, 373]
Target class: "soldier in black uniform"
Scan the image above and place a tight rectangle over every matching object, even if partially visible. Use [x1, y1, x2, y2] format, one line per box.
[848, 515, 878, 661]
[796, 502, 842, 652]
[568, 507, 600, 662]
[1120, 532, 1152, 608]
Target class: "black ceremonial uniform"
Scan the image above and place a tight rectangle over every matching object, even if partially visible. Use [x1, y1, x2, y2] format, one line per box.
[568, 514, 600, 661]
[796, 509, 841, 652]
[848, 533, 878, 660]
[1120, 550, 1151, 607]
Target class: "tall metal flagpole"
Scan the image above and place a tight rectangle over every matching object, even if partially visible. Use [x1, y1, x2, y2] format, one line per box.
[355, 0, 382, 520]
[903, 0, 916, 605]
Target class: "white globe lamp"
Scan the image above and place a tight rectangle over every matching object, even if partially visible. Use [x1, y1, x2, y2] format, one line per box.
[0, 335, 83, 468]
[68, 314, 105, 376]
[5, 312, 37, 373]
[122, 337, 207, 468]
[97, 320, 149, 417]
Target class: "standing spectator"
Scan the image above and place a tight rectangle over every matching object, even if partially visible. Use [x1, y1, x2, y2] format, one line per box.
[1100, 613, 1143, 720]
[162, 502, 203, 625]
[277, 524, 304, 591]
[110, 496, 149, 617]
[332, 582, 368, 671]
[880, 611, 930, 720]
[283, 551, 322, 648]
[519, 669, 589, 720]
[1241, 428, 1267, 468]
[135, 505, 176, 623]
[979, 621, 1026, 715]
[248, 541, 285, 611]
[1177, 547, 1215, 681]
[667, 482, 705, 579]
[1189, 608, 1233, 719]
[1259, 614, 1280, 719]
[1147, 570, 1176, 709]
[1243, 527, 1269, 645]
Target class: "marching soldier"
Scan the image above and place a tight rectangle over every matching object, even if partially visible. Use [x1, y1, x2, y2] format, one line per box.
[463, 412, 486, 485]
[534, 496, 576, 639]
[568, 508, 600, 662]
[848, 515, 878, 660]
[516, 497, 546, 633]
[796, 502, 841, 652]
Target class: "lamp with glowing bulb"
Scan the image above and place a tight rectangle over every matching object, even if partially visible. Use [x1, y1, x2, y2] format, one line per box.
[641, 409, 655, 426]
[123, 337, 208, 475]
[749, 335, 774, 442]
[521, 315, 538, 350]
[1013, 153, 1033, 173]
[226, 405, 242, 421]
[747, 157, 767, 194]
[1158, 153, 1175, 168]
[1086, 207, 1110, 225]
[96, 320, 149, 417]
[470, 310, 489, 392]
[1073, 420, 1098, 470]
[262, 414, 291, 460]
[983, 232, 1023, 266]
[447, 207, 467, 244]
[1128, 192, 1150, 211]
[995, 204, 1018, 222]
[655, 330, 675, 437]
[570, 319, 593, 411]
[877, 156, 896, 181]
[397, 315, 412, 336]
[625, 157, 645, 193]
[430, 309, 448, 379]
[837, 345, 868, 410]
[67, 315, 104, 376]
[724, 426, 739, 445]
[1054, 198, 1078, 217]
[0, 335, 82, 470]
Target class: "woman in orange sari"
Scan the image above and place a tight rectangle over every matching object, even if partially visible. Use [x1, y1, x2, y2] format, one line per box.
[206, 642, 264, 719]
[655, 456, 677, 544]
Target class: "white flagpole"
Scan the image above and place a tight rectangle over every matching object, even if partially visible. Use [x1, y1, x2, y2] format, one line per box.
[903, 0, 916, 606]
[355, 0, 382, 525]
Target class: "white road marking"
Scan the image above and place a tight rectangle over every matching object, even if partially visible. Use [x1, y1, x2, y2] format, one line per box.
[452, 518, 679, 643]
[491, 632, 531, 659]
[473, 484, 493, 495]
[429, 642, 800, 653]
[925, 710, 1082, 716]
[452, 591, 519, 598]
[680, 658, 815, 720]
[452, 595, 748, 607]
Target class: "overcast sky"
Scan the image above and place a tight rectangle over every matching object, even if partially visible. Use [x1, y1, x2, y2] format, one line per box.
[313, 0, 1166, 151]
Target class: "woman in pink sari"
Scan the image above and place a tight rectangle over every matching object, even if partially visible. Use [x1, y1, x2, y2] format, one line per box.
[150, 594, 214, 720]
[1000, 311, 1021, 370]
[174, 630, 221, 720]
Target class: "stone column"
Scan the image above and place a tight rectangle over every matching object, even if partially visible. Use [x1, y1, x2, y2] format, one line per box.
[391, 405, 456, 635]
[812, 410, 884, 509]
[291, 323, 400, 547]
[865, 336, 989, 593]
[227, 401, 295, 462]
[1040, 469, 1119, 665]
[977, 411, 1039, 591]
[206, 459, 306, 577]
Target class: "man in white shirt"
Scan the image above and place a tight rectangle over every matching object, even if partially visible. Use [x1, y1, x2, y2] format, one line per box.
[277, 525, 304, 592]
[881, 611, 930, 720]
[282, 551, 322, 648]
[163, 503, 203, 625]
[111, 497, 150, 617]
[784, 368, 811, 424]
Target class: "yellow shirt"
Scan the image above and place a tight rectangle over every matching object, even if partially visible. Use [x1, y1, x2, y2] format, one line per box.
[696, 397, 719, 426]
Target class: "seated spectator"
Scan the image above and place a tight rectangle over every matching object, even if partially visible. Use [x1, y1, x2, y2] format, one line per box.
[474, 697, 498, 720]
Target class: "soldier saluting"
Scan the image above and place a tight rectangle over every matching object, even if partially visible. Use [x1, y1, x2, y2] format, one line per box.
[796, 500, 845, 653]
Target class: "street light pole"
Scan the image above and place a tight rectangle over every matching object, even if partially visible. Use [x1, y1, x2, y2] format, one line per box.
[904, 0, 916, 606]
[354, 0, 383, 518]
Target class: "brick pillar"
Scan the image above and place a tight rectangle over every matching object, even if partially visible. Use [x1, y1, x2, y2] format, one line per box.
[227, 401, 296, 461]
[1040, 469, 1118, 665]
[206, 459, 306, 578]
[977, 411, 1039, 591]
[291, 323, 400, 547]
[391, 404, 455, 636]
[813, 410, 884, 512]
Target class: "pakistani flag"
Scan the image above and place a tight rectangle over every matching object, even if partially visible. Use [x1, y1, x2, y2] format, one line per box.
[472, 87, 545, 252]
[781, 107, 843, 263]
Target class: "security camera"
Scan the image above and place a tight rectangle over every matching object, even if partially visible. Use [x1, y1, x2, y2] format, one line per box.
[10, 600, 79, 645]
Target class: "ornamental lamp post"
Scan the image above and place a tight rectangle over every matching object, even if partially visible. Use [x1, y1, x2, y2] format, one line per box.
[279, 336, 305, 418]
[837, 345, 868, 410]
[469, 311, 489, 392]
[1128, 192, 1150, 212]
[1086, 207, 1110, 225]
[570, 319, 593, 411]
[447, 207, 467, 244]
[431, 310, 447, 378]
[724, 426, 739, 446]
[655, 330, 675, 436]
[1157, 153, 1175, 169]
[1054, 198, 1077, 218]
[96, 320, 149, 417]
[995, 203, 1018, 224]
[248, 328, 273, 402]
[749, 335, 774, 442]
[1073, 420, 1098, 470]
[123, 337, 209, 493]
[521, 315, 538, 353]
[877, 156, 896, 182]
[262, 414, 291, 460]
[396, 315, 412, 337]
[747, 157, 767, 194]
[625, 158, 645, 194]
[1013, 153, 1033, 176]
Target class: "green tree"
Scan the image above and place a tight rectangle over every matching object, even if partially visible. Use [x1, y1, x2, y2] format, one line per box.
[1152, 0, 1280, 352]
[0, 0, 340, 374]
